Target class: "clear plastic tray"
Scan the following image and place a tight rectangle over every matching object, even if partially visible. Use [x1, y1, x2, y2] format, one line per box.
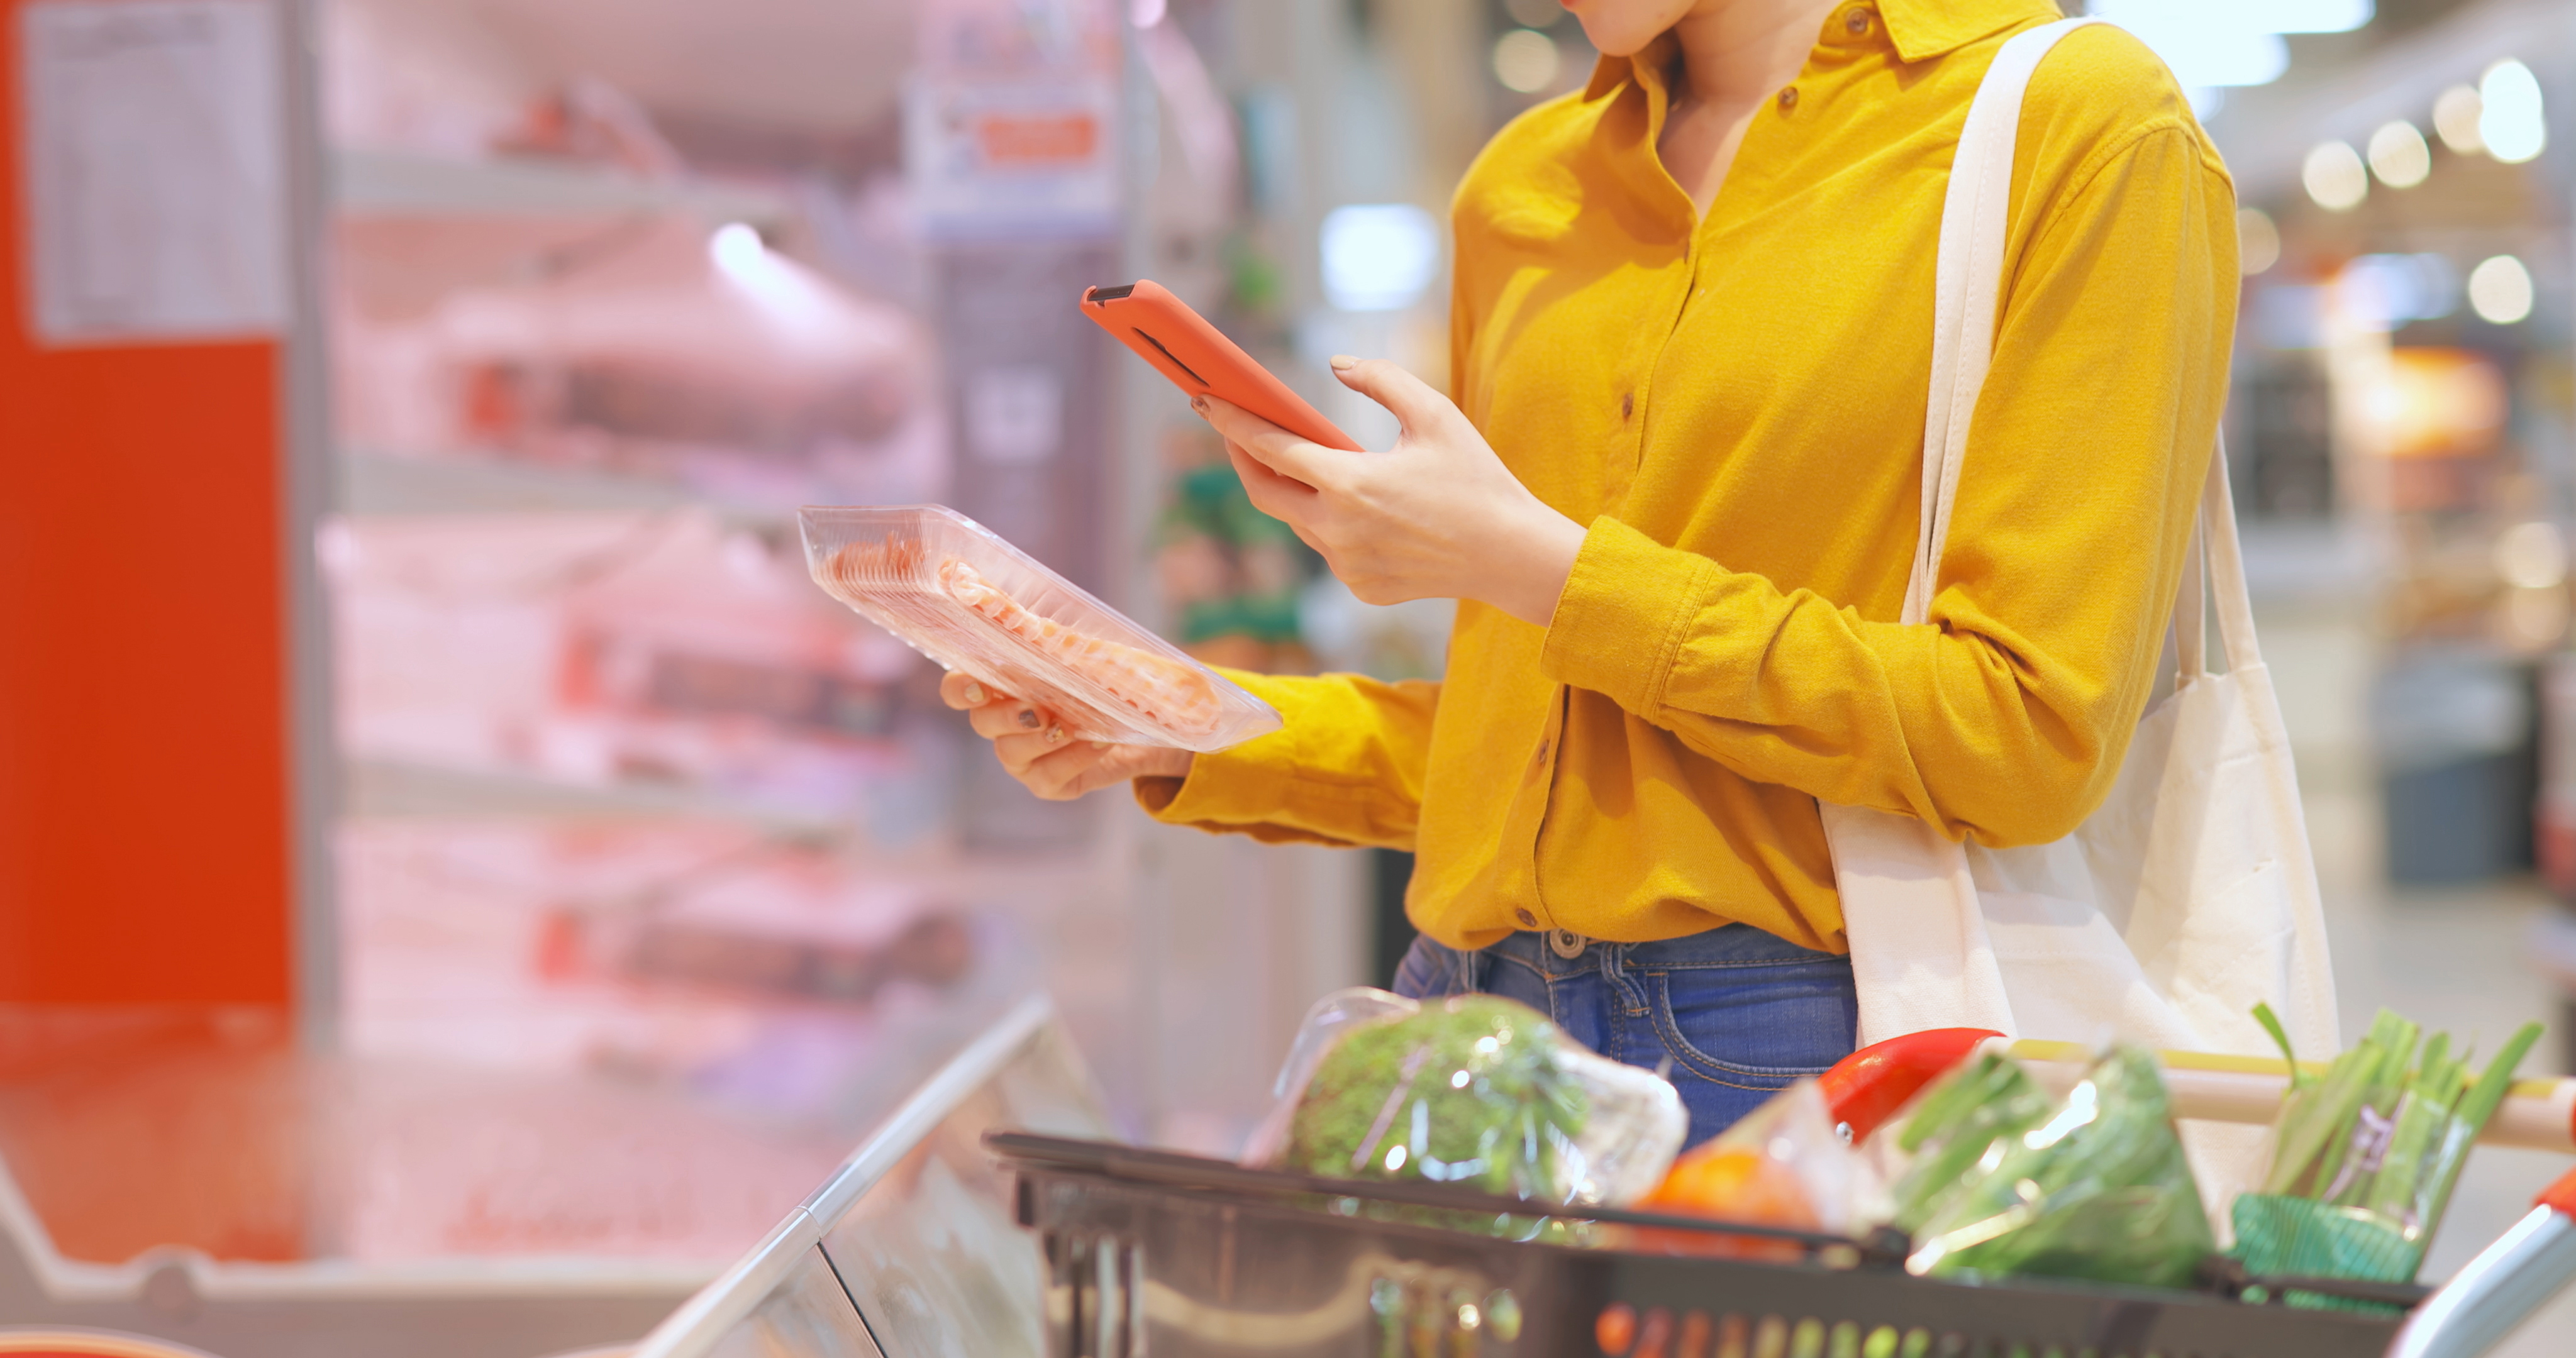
[798, 505, 1282, 752]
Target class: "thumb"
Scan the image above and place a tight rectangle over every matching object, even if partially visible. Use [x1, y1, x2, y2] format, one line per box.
[1329, 356, 1454, 438]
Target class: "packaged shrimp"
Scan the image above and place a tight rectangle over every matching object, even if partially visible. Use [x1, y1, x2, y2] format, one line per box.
[798, 505, 1283, 752]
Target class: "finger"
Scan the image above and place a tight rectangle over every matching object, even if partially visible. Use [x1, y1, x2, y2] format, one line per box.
[1024, 742, 1111, 800]
[1328, 355, 1455, 436]
[940, 671, 1012, 710]
[1197, 395, 1350, 490]
[1226, 441, 1324, 533]
[969, 700, 1052, 741]
[991, 719, 1074, 775]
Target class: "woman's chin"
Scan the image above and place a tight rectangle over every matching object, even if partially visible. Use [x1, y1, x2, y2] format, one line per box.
[1563, 0, 1687, 60]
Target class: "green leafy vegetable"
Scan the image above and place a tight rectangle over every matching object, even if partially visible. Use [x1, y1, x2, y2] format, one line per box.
[1887, 1052, 2052, 1233]
[1907, 1047, 2214, 1289]
[2234, 1005, 2546, 1305]
[1280, 994, 1589, 1201]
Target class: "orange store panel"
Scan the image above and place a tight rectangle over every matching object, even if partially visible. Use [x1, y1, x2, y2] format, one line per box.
[0, 0, 295, 1010]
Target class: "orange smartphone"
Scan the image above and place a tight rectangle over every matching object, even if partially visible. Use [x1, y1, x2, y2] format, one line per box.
[1081, 279, 1365, 451]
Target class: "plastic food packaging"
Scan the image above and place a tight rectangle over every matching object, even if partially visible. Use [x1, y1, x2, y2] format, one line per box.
[1245, 988, 1687, 1208]
[2228, 1005, 2544, 1310]
[799, 505, 1282, 751]
[1881, 1050, 2053, 1233]
[1902, 1046, 2214, 1289]
[1632, 1081, 1866, 1259]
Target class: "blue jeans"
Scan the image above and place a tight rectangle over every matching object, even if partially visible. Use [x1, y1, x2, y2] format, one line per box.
[1391, 925, 1858, 1149]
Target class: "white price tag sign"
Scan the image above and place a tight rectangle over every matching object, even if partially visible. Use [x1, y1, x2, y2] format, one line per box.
[20, 0, 287, 346]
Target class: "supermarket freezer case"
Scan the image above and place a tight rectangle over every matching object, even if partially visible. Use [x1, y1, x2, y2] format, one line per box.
[629, 995, 1113, 1357]
[0, 996, 1102, 1358]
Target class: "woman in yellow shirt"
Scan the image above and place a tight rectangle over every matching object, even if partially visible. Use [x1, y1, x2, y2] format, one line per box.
[945, 0, 2234, 1145]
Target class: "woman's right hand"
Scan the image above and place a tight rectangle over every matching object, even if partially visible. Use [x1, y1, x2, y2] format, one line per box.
[939, 672, 1194, 801]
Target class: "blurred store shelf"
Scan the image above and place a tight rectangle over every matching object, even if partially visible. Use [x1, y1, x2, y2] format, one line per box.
[344, 755, 848, 834]
[333, 148, 792, 225]
[339, 448, 787, 526]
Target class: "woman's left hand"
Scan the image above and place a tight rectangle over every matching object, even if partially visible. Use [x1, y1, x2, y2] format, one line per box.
[1194, 355, 1587, 627]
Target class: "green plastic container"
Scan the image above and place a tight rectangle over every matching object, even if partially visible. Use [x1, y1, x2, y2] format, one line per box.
[2229, 1193, 2423, 1315]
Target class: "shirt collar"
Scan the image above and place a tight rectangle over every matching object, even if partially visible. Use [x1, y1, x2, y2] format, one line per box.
[1580, 0, 2063, 99]
[1876, 0, 2062, 63]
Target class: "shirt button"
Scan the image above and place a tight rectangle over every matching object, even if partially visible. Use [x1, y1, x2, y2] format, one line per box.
[1778, 86, 1799, 111]
[1845, 8, 1871, 35]
[1514, 908, 1539, 928]
[1619, 392, 1635, 420]
[1531, 740, 1551, 769]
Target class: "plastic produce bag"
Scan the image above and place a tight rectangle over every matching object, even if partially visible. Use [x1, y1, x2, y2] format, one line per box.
[1880, 1050, 2053, 1234]
[1906, 1046, 2214, 1289]
[1631, 1081, 1871, 1259]
[799, 505, 1281, 751]
[1246, 988, 1686, 1208]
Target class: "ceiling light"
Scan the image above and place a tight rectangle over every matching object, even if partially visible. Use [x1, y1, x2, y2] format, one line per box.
[1321, 204, 1441, 312]
[2367, 121, 2430, 187]
[2240, 0, 2373, 32]
[709, 222, 765, 272]
[2479, 60, 2546, 165]
[2302, 141, 2368, 210]
[2433, 86, 2484, 153]
[2468, 255, 2533, 324]
[2110, 19, 2289, 88]
[2496, 521, 2567, 590]
[1492, 30, 1560, 95]
[2238, 207, 2281, 275]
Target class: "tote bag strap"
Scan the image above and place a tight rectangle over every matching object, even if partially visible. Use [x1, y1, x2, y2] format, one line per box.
[1908, 16, 2263, 683]
[1906, 17, 2100, 629]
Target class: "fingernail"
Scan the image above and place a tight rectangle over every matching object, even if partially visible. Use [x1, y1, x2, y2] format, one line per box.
[1046, 725, 1066, 744]
[1189, 395, 1208, 414]
[962, 682, 986, 705]
[1016, 709, 1041, 729]
[1329, 354, 1358, 371]
[1091, 741, 1110, 750]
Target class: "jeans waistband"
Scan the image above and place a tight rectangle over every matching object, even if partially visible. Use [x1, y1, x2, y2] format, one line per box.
[1491, 922, 1850, 980]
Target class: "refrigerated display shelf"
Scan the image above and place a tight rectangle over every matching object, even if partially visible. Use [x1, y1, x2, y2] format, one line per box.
[339, 448, 790, 526]
[334, 148, 792, 225]
[344, 755, 849, 834]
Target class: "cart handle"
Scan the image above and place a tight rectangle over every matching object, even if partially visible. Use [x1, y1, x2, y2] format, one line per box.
[2387, 1164, 2576, 1358]
[1824, 1031, 2576, 1153]
[1818, 1029, 2002, 1142]
[2540, 1162, 2576, 1217]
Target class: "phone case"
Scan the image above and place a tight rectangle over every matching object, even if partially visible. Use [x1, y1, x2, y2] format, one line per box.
[800, 505, 1283, 753]
[1081, 279, 1364, 451]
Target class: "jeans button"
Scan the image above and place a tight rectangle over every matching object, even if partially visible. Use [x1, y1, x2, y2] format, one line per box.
[1548, 929, 1587, 959]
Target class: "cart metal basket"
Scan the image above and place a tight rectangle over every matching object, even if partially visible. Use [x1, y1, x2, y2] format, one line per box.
[624, 1005, 2576, 1358]
[993, 1132, 2409, 1358]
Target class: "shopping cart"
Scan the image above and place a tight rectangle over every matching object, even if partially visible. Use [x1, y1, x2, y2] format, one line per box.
[626, 1005, 2576, 1358]
[991, 1027, 2576, 1358]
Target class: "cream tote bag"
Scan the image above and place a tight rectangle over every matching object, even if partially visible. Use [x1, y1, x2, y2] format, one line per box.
[1821, 19, 2341, 1105]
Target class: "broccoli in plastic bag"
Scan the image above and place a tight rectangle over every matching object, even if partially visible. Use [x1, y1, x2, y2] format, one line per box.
[1245, 988, 1685, 1208]
[1905, 1046, 2214, 1289]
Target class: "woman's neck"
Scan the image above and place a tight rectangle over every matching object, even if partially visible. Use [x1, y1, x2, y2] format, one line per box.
[1667, 0, 1841, 113]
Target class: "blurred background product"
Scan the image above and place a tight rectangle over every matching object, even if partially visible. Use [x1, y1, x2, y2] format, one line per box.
[7, 0, 2576, 1354]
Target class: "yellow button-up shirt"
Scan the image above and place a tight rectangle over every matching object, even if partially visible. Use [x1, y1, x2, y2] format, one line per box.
[1137, 0, 2236, 956]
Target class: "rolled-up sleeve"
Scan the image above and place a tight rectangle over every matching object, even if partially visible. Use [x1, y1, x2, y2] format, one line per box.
[1136, 670, 1439, 849]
